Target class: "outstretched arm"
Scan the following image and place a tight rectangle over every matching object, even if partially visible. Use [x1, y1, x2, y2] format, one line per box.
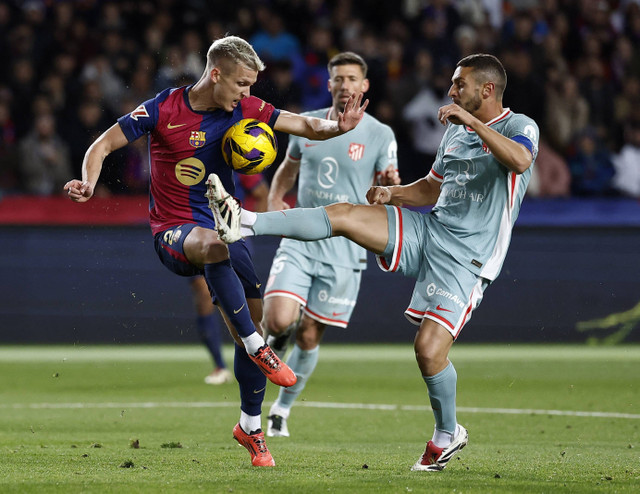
[366, 174, 441, 207]
[64, 123, 129, 202]
[273, 93, 368, 140]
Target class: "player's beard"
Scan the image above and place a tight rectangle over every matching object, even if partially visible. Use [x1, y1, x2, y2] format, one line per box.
[461, 89, 482, 115]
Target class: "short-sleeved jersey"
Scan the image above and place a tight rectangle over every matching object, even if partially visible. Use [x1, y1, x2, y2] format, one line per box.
[117, 86, 280, 235]
[427, 109, 539, 281]
[281, 110, 397, 270]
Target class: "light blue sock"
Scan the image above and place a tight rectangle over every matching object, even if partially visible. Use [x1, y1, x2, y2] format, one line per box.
[424, 361, 457, 434]
[275, 344, 319, 410]
[252, 207, 332, 240]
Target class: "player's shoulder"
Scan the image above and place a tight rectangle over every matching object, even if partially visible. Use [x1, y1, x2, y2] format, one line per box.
[504, 110, 539, 141]
[241, 95, 276, 112]
[505, 110, 538, 129]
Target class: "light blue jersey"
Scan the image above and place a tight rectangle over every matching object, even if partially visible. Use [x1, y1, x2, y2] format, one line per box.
[428, 109, 538, 280]
[282, 109, 398, 270]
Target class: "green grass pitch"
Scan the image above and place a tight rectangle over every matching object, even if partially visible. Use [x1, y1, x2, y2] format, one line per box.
[0, 344, 638, 493]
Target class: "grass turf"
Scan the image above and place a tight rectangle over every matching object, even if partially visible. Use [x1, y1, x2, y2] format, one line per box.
[0, 344, 638, 493]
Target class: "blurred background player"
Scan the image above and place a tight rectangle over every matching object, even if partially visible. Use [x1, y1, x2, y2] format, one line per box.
[260, 52, 401, 437]
[64, 35, 367, 467]
[194, 173, 269, 385]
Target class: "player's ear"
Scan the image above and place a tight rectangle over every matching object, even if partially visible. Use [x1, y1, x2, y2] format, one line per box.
[362, 78, 370, 94]
[483, 82, 494, 99]
[210, 67, 221, 83]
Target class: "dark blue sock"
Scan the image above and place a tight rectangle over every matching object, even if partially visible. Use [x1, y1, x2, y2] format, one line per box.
[203, 260, 255, 338]
[197, 313, 226, 369]
[234, 343, 266, 416]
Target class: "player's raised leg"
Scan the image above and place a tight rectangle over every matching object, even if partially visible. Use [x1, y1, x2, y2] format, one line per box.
[206, 173, 389, 254]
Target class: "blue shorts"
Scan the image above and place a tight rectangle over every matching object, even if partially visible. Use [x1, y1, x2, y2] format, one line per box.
[376, 206, 490, 339]
[154, 223, 262, 300]
[264, 247, 362, 328]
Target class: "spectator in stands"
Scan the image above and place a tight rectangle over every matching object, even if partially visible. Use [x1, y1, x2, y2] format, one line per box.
[1, 0, 639, 203]
[250, 7, 302, 68]
[611, 120, 640, 198]
[545, 74, 590, 152]
[576, 54, 616, 144]
[0, 99, 17, 191]
[18, 113, 72, 195]
[568, 127, 615, 197]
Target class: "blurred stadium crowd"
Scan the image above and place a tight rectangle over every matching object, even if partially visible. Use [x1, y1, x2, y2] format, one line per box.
[0, 0, 639, 199]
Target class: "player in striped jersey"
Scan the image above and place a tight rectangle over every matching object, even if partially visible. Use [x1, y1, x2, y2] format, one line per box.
[208, 53, 539, 471]
[64, 35, 367, 467]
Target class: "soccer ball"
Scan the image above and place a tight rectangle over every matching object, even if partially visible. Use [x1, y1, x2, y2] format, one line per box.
[221, 119, 278, 175]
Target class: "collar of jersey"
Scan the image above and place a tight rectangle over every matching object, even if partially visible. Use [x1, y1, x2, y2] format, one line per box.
[465, 108, 511, 133]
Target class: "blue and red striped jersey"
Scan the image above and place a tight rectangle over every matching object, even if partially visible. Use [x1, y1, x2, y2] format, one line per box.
[117, 86, 280, 235]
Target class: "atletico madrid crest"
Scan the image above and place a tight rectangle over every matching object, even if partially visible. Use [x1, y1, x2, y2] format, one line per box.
[348, 142, 365, 161]
[189, 131, 206, 148]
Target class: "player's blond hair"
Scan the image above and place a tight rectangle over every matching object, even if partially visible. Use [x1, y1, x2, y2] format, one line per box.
[205, 35, 265, 74]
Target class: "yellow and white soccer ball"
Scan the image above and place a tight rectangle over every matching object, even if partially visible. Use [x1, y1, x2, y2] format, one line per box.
[221, 119, 278, 175]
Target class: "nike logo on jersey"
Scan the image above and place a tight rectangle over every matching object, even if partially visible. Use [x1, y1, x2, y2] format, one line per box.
[233, 303, 245, 314]
[304, 143, 318, 147]
[167, 122, 186, 129]
[436, 305, 453, 312]
[256, 283, 262, 289]
[332, 311, 346, 317]
[253, 387, 266, 394]
[445, 145, 461, 153]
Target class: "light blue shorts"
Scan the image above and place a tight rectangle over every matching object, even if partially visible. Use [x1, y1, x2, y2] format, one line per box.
[264, 247, 362, 328]
[376, 206, 490, 339]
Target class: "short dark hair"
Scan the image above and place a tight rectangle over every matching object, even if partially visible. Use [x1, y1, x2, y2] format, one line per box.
[457, 54, 507, 100]
[327, 52, 368, 78]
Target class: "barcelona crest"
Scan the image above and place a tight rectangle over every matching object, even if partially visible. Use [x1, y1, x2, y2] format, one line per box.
[189, 131, 206, 148]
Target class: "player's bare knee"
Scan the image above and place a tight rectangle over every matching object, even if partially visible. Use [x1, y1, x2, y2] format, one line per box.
[295, 330, 320, 351]
[200, 240, 229, 263]
[414, 344, 447, 375]
[263, 311, 291, 336]
[296, 321, 323, 350]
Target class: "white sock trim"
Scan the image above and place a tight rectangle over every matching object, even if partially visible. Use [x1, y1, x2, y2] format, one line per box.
[432, 426, 455, 448]
[240, 209, 257, 237]
[240, 411, 261, 434]
[241, 332, 265, 355]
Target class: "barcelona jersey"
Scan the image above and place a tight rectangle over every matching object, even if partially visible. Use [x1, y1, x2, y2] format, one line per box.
[117, 86, 280, 235]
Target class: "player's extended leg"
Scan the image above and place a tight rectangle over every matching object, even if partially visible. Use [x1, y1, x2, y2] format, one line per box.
[219, 297, 275, 467]
[267, 316, 325, 437]
[244, 203, 390, 254]
[183, 226, 296, 388]
[206, 173, 389, 253]
[411, 319, 468, 472]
